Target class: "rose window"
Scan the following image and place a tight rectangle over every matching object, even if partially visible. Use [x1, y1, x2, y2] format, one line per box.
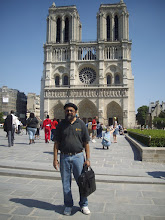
[79, 67, 96, 84]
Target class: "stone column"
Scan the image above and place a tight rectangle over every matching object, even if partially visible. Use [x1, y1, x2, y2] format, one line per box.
[102, 13, 106, 40]
[47, 16, 51, 43]
[69, 16, 72, 41]
[98, 45, 104, 85]
[70, 46, 75, 86]
[79, 24, 82, 41]
[122, 94, 128, 128]
[53, 16, 56, 43]
[61, 16, 65, 43]
[111, 15, 114, 41]
[126, 12, 129, 40]
[97, 13, 99, 40]
[72, 13, 76, 41]
[100, 13, 103, 40]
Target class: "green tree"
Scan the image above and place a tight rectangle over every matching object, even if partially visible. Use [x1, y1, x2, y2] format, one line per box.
[0, 112, 5, 123]
[159, 110, 165, 118]
[136, 105, 149, 126]
[153, 110, 165, 129]
[153, 117, 165, 129]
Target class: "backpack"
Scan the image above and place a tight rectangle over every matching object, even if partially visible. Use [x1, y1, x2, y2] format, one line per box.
[88, 122, 92, 130]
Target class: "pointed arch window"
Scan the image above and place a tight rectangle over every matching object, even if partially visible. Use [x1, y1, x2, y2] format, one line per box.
[63, 75, 69, 85]
[56, 18, 61, 43]
[114, 15, 118, 41]
[107, 16, 110, 41]
[64, 17, 69, 42]
[55, 76, 60, 86]
[115, 74, 120, 85]
[107, 75, 111, 85]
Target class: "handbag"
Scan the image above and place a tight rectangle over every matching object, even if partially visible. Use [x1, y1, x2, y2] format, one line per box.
[78, 165, 96, 197]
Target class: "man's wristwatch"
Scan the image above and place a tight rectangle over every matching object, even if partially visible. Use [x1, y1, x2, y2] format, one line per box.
[86, 159, 90, 162]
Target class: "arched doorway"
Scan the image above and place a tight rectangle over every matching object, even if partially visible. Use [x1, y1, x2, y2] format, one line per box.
[78, 99, 98, 124]
[107, 101, 123, 126]
[53, 102, 65, 122]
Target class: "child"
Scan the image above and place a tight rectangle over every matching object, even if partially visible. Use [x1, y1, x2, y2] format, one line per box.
[102, 127, 114, 149]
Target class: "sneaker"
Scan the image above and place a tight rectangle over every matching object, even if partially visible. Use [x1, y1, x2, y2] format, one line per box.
[64, 207, 72, 216]
[81, 206, 91, 215]
[91, 139, 96, 143]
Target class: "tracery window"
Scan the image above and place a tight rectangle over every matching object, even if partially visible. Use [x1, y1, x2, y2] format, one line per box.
[64, 17, 69, 42]
[107, 75, 111, 85]
[63, 75, 69, 85]
[114, 15, 118, 41]
[107, 16, 110, 41]
[56, 18, 61, 43]
[79, 67, 96, 84]
[115, 74, 120, 84]
[55, 75, 60, 86]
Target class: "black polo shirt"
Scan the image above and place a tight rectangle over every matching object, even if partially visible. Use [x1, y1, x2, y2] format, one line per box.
[53, 118, 90, 153]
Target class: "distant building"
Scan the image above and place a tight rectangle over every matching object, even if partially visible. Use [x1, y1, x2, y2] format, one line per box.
[146, 101, 165, 128]
[40, 0, 135, 127]
[0, 86, 27, 125]
[27, 93, 40, 119]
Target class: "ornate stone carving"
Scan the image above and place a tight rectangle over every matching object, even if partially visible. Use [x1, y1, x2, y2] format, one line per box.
[44, 88, 128, 98]
[110, 65, 116, 72]
[52, 64, 55, 69]
[58, 67, 64, 73]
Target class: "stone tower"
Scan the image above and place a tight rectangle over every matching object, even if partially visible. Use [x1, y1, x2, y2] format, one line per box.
[40, 0, 135, 128]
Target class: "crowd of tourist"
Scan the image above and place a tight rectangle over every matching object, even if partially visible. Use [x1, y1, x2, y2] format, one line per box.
[3, 110, 125, 149]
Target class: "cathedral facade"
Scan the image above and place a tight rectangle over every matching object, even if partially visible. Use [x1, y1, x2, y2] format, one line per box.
[40, 0, 135, 128]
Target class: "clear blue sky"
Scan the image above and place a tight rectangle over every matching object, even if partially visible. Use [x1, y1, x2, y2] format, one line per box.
[0, 0, 165, 112]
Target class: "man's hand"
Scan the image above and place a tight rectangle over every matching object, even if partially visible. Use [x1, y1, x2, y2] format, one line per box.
[84, 160, 90, 167]
[53, 159, 59, 170]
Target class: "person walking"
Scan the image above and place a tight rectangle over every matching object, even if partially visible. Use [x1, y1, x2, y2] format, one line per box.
[91, 116, 98, 143]
[51, 118, 58, 141]
[35, 117, 42, 140]
[87, 120, 92, 140]
[26, 113, 38, 145]
[42, 115, 52, 143]
[53, 103, 91, 216]
[96, 121, 103, 139]
[113, 117, 118, 143]
[4, 110, 17, 147]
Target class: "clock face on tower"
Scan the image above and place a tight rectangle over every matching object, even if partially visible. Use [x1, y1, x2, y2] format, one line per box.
[79, 67, 96, 84]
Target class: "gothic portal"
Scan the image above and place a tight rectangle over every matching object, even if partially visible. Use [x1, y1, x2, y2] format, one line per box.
[40, 0, 135, 128]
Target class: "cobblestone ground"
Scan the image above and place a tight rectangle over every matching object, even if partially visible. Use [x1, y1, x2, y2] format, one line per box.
[0, 129, 165, 220]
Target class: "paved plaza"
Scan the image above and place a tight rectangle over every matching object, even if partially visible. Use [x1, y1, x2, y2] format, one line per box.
[0, 129, 165, 220]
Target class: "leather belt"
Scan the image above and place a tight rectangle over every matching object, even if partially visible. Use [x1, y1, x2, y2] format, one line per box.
[60, 151, 83, 156]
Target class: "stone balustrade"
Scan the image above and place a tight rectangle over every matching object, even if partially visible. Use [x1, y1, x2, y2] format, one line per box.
[44, 87, 128, 98]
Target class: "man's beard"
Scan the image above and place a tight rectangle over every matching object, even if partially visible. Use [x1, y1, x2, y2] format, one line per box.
[65, 114, 75, 121]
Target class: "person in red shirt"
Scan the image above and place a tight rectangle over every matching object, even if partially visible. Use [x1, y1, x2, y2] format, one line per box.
[51, 118, 58, 141]
[42, 115, 52, 143]
[92, 116, 98, 143]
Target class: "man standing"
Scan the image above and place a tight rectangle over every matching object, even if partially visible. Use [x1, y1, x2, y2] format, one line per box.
[91, 116, 98, 143]
[4, 110, 17, 147]
[42, 115, 52, 143]
[53, 103, 91, 216]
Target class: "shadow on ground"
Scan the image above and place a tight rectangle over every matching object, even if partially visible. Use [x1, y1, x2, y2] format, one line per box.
[147, 171, 165, 179]
[10, 198, 80, 215]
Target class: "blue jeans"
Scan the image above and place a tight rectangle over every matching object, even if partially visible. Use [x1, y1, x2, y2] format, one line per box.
[60, 152, 88, 208]
[27, 127, 37, 140]
[7, 125, 15, 147]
